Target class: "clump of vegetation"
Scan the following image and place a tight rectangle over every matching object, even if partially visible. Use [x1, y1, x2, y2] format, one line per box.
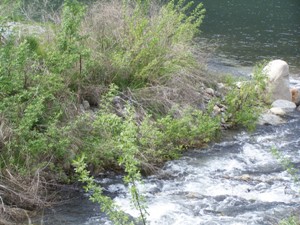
[74, 154, 138, 225]
[0, 0, 268, 224]
[271, 147, 299, 184]
[82, 0, 205, 88]
[279, 215, 300, 225]
[223, 62, 268, 130]
[271, 147, 300, 225]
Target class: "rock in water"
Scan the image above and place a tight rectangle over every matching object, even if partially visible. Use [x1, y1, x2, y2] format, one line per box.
[258, 113, 285, 125]
[270, 107, 286, 116]
[290, 88, 300, 105]
[271, 99, 296, 113]
[263, 60, 292, 102]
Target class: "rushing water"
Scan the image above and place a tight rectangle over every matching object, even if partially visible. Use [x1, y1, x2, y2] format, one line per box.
[36, 110, 300, 225]
[197, 0, 300, 74]
[32, 1, 300, 224]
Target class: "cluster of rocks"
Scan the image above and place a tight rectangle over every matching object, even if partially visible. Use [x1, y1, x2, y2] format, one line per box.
[78, 59, 299, 128]
[258, 59, 300, 125]
[202, 85, 229, 128]
[202, 59, 300, 127]
[1, 22, 46, 43]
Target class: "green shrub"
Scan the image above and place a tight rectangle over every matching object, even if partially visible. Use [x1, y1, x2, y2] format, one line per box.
[73, 155, 135, 225]
[83, 0, 205, 88]
[0, 0, 23, 21]
[158, 108, 220, 148]
[0, 37, 74, 172]
[0, 1, 87, 173]
[223, 63, 268, 130]
[279, 215, 300, 225]
[74, 86, 220, 172]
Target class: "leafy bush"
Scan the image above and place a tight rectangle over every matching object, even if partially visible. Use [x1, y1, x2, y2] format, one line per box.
[158, 108, 220, 147]
[0, 37, 72, 172]
[0, 1, 87, 173]
[279, 215, 300, 225]
[73, 155, 135, 225]
[83, 0, 205, 87]
[73, 90, 220, 173]
[223, 63, 268, 130]
[0, 0, 270, 223]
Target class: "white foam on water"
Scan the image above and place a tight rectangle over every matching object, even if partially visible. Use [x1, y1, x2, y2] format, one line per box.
[106, 183, 126, 193]
[199, 157, 245, 175]
[114, 196, 140, 218]
[87, 115, 300, 225]
[241, 143, 277, 167]
[146, 202, 181, 222]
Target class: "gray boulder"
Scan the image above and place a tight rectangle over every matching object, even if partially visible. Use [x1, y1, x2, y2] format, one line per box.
[83, 100, 90, 110]
[270, 107, 286, 116]
[1, 22, 46, 43]
[258, 113, 285, 126]
[271, 99, 296, 113]
[263, 60, 291, 102]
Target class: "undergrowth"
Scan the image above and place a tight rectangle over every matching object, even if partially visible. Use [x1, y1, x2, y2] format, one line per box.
[0, 0, 267, 224]
[223, 62, 268, 131]
[279, 216, 300, 225]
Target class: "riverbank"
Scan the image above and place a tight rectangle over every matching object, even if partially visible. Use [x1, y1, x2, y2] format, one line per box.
[33, 111, 300, 224]
[0, 1, 286, 224]
[31, 60, 300, 224]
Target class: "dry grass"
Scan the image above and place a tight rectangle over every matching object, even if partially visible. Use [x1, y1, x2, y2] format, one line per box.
[0, 115, 12, 152]
[0, 169, 57, 223]
[131, 65, 218, 116]
[79, 0, 215, 116]
[20, 0, 62, 23]
[82, 0, 126, 53]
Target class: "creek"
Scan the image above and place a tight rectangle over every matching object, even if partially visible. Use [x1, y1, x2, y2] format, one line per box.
[33, 1, 300, 224]
[35, 109, 300, 225]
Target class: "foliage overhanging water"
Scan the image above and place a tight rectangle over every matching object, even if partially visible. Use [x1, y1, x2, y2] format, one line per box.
[33, 1, 300, 224]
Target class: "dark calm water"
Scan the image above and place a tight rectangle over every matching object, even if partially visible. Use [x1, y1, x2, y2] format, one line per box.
[198, 0, 300, 73]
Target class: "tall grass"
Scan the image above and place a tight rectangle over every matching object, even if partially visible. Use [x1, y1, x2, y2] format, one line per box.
[0, 0, 268, 223]
[82, 0, 205, 88]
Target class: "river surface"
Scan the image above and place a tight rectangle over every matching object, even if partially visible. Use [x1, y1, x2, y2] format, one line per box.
[33, 1, 300, 224]
[35, 110, 300, 225]
[197, 0, 300, 75]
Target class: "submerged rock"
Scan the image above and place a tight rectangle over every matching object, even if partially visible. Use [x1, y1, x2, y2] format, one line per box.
[263, 60, 291, 102]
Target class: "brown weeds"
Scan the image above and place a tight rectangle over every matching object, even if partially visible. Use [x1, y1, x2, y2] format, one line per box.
[0, 169, 57, 223]
[0, 115, 12, 152]
[82, 0, 126, 53]
[132, 67, 213, 116]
